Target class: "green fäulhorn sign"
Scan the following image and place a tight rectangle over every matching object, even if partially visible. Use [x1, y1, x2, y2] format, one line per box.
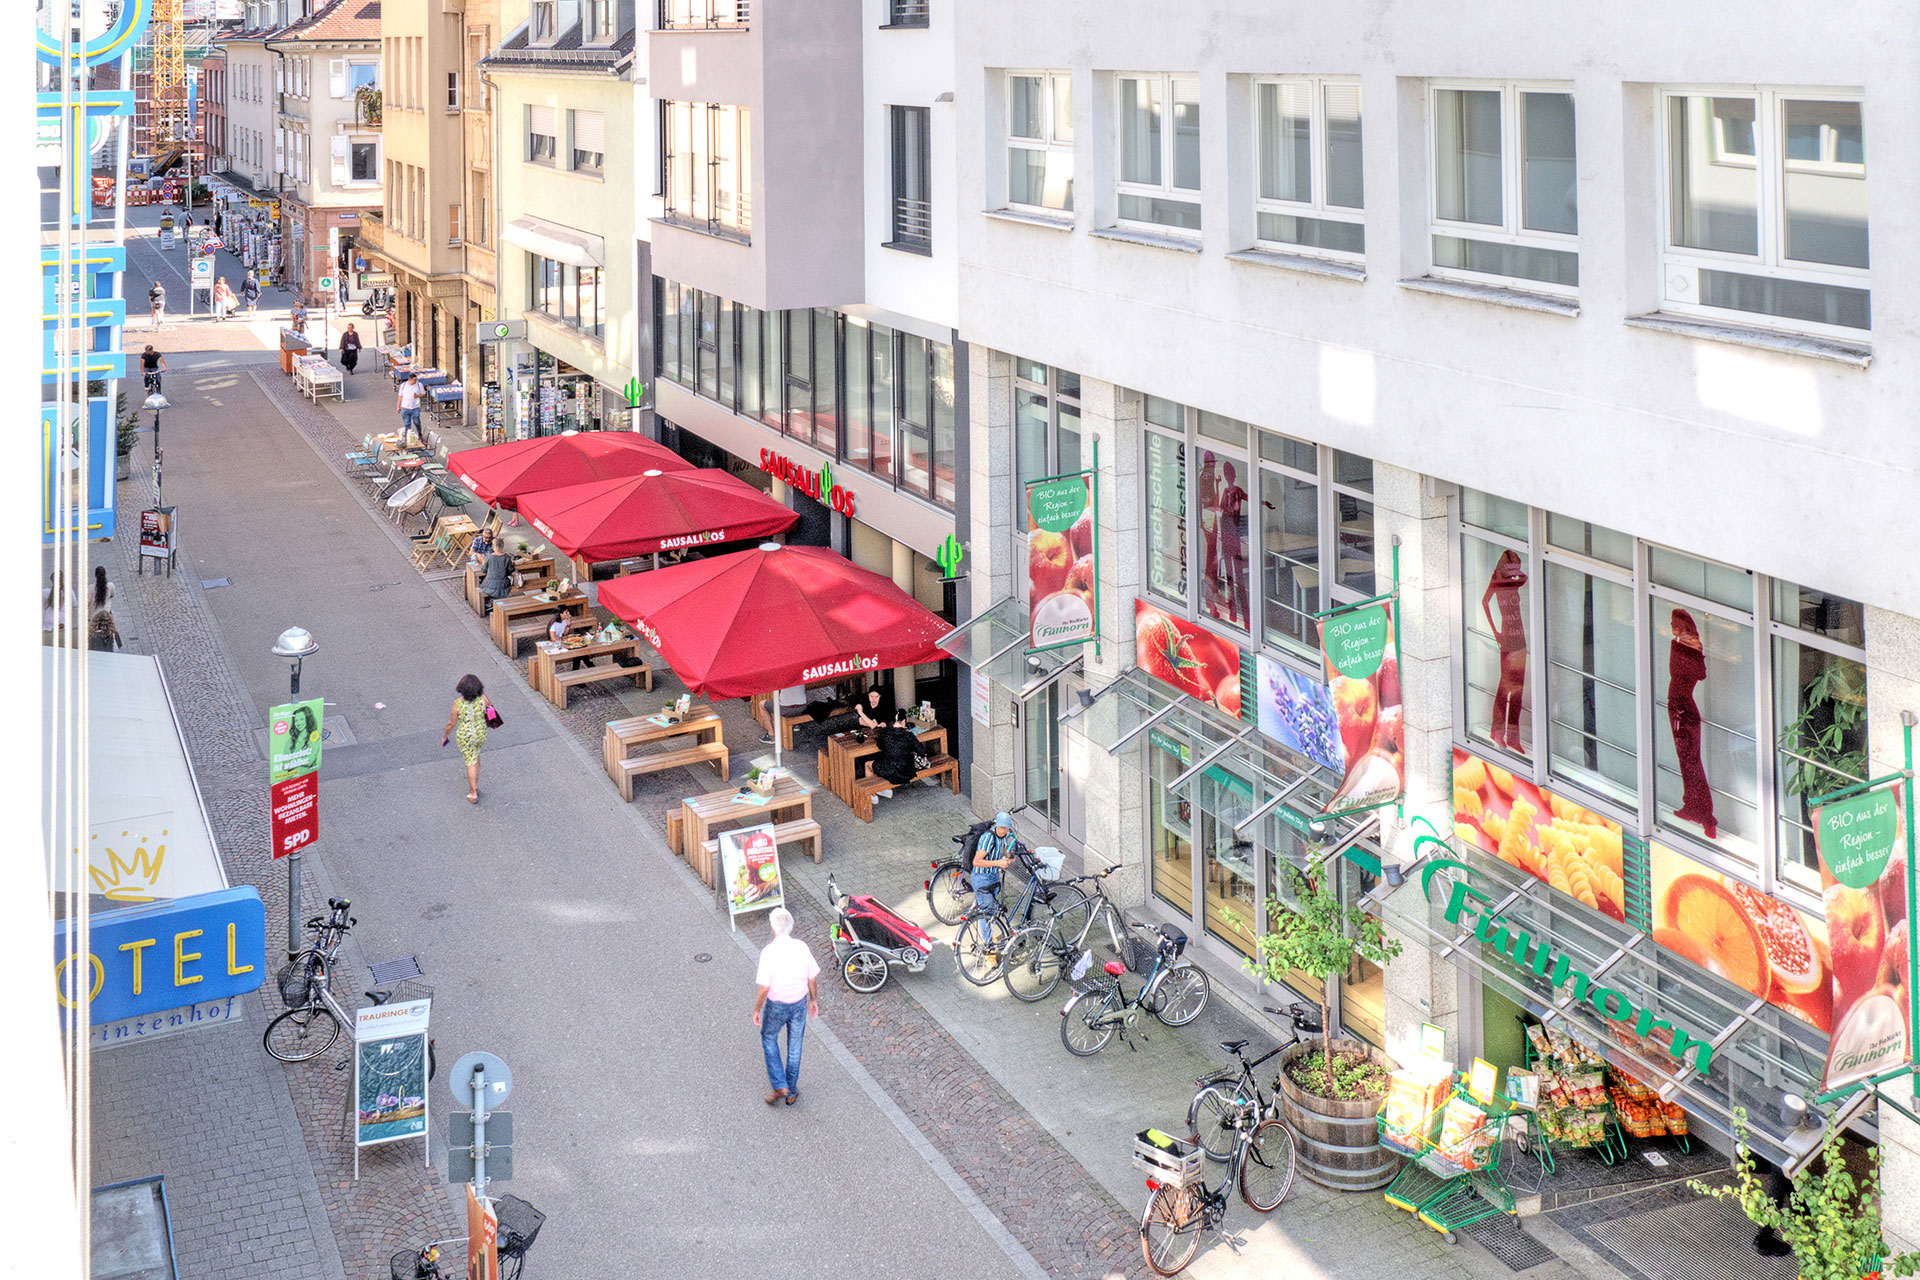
[1815, 788, 1900, 889]
[1028, 477, 1087, 534]
[1323, 605, 1389, 680]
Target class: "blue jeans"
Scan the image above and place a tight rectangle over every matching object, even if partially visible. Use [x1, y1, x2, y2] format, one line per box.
[400, 406, 422, 438]
[972, 874, 1002, 947]
[761, 997, 807, 1094]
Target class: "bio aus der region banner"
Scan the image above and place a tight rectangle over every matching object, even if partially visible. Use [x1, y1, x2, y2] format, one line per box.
[1813, 786, 1911, 1092]
[1027, 472, 1096, 651]
[1319, 602, 1402, 813]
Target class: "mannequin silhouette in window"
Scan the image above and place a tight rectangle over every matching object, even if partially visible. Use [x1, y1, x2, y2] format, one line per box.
[1480, 549, 1529, 753]
[1667, 607, 1718, 839]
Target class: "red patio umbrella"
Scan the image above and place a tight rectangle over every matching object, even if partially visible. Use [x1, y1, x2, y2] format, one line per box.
[598, 544, 952, 766]
[519, 468, 798, 563]
[446, 431, 691, 511]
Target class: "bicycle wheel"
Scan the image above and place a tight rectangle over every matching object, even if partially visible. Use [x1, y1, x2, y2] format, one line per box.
[1001, 924, 1066, 1003]
[1140, 1184, 1203, 1276]
[954, 915, 1007, 986]
[264, 1002, 342, 1062]
[1188, 1086, 1239, 1161]
[927, 861, 972, 926]
[1043, 884, 1092, 943]
[1060, 991, 1116, 1056]
[1150, 962, 1213, 1027]
[1240, 1118, 1298, 1212]
[841, 947, 890, 994]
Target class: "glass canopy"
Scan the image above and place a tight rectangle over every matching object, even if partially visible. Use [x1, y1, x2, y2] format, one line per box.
[938, 596, 1079, 695]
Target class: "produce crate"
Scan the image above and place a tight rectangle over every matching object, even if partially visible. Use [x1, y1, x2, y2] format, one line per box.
[1133, 1129, 1205, 1189]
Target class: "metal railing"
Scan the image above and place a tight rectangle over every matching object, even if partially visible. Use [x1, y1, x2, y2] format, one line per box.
[658, 0, 750, 29]
[886, 0, 930, 25]
[891, 195, 931, 248]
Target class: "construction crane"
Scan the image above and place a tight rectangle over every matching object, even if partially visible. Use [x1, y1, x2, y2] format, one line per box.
[147, 0, 188, 176]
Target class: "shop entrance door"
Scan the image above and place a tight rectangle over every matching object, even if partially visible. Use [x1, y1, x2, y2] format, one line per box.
[1019, 675, 1086, 850]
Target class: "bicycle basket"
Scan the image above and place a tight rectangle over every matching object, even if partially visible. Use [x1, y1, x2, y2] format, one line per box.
[493, 1195, 545, 1259]
[1032, 845, 1066, 880]
[276, 961, 313, 1008]
[1124, 936, 1159, 977]
[1132, 1129, 1206, 1189]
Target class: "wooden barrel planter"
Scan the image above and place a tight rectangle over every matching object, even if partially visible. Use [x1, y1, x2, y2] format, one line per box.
[1277, 1040, 1402, 1191]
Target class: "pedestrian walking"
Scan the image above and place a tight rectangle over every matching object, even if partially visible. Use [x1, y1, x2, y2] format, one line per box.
[213, 211, 224, 238]
[140, 346, 165, 394]
[242, 275, 260, 315]
[90, 566, 115, 615]
[751, 908, 820, 1106]
[441, 673, 494, 804]
[212, 277, 236, 321]
[396, 372, 425, 446]
[43, 570, 75, 645]
[88, 608, 123, 652]
[339, 322, 361, 375]
[148, 280, 166, 328]
[970, 812, 1019, 958]
[290, 300, 308, 335]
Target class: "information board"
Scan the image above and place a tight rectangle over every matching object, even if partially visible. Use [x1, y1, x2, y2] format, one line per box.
[720, 824, 783, 930]
[352, 998, 432, 1176]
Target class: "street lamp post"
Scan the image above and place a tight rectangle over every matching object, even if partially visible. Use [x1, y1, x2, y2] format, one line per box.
[271, 626, 319, 958]
[143, 390, 169, 508]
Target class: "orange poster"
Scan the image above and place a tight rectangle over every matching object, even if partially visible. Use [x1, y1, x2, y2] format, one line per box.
[1451, 749, 1627, 922]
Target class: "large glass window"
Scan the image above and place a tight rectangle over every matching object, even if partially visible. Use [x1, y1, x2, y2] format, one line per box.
[1430, 84, 1579, 292]
[870, 325, 896, 481]
[1463, 533, 1531, 761]
[1664, 90, 1868, 335]
[1545, 564, 1637, 805]
[1012, 360, 1082, 532]
[1116, 73, 1201, 232]
[1254, 78, 1364, 258]
[1007, 71, 1074, 214]
[1196, 413, 1251, 632]
[811, 308, 839, 455]
[900, 334, 932, 497]
[889, 106, 932, 250]
[1257, 435, 1318, 653]
[1770, 582, 1867, 891]
[662, 102, 752, 238]
[1149, 736, 1195, 917]
[932, 341, 955, 507]
[845, 320, 871, 468]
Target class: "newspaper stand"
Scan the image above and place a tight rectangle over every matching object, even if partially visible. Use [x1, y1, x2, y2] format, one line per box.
[1377, 1075, 1518, 1243]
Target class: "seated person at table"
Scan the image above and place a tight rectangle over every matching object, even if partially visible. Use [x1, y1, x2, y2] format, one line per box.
[469, 531, 492, 559]
[478, 545, 515, 613]
[868, 709, 924, 801]
[778, 685, 842, 727]
[852, 682, 896, 730]
[550, 613, 594, 665]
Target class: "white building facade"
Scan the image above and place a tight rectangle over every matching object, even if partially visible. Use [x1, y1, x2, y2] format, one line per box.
[951, 0, 1920, 1233]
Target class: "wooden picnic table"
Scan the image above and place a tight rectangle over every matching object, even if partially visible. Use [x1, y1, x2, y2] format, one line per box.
[604, 704, 724, 774]
[821, 722, 948, 803]
[464, 553, 559, 614]
[527, 635, 652, 707]
[750, 675, 872, 752]
[678, 774, 812, 885]
[489, 587, 590, 654]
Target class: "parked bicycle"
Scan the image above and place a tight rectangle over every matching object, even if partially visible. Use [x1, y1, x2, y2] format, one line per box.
[954, 844, 1087, 987]
[1000, 864, 1128, 1003]
[1059, 922, 1212, 1055]
[1188, 1003, 1324, 1159]
[925, 806, 1033, 926]
[390, 1194, 544, 1280]
[1135, 1100, 1297, 1275]
[265, 898, 401, 1063]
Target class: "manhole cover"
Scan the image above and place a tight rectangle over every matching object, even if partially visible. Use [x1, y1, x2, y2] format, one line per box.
[200, 578, 231, 589]
[1466, 1217, 1558, 1271]
[694, 953, 712, 963]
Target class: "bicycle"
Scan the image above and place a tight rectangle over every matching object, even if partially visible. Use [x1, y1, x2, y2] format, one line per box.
[1136, 1103, 1297, 1275]
[925, 806, 1032, 926]
[1187, 1003, 1324, 1159]
[264, 898, 403, 1063]
[1000, 864, 1128, 1003]
[1059, 922, 1212, 1055]
[391, 1194, 544, 1280]
[954, 845, 1087, 987]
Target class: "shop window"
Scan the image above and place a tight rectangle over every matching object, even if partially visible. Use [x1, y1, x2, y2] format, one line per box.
[782, 311, 811, 443]
[1012, 360, 1082, 531]
[812, 309, 839, 456]
[739, 303, 764, 421]
[1651, 584, 1758, 859]
[1331, 452, 1374, 595]
[1258, 459, 1319, 654]
[1198, 769, 1257, 958]
[900, 334, 933, 498]
[1149, 738, 1195, 918]
[1770, 581, 1868, 892]
[845, 321, 871, 468]
[932, 342, 955, 507]
[716, 301, 736, 405]
[870, 325, 897, 481]
[1463, 534, 1531, 761]
[1544, 564, 1637, 806]
[1144, 419, 1187, 604]
[758, 308, 782, 429]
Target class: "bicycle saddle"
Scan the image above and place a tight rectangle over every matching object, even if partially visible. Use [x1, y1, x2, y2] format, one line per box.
[1103, 960, 1126, 977]
[1220, 1039, 1249, 1054]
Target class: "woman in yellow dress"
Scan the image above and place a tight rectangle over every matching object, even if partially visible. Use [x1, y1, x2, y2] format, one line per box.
[442, 674, 490, 803]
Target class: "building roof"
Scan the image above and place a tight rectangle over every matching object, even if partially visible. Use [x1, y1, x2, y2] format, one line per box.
[483, 21, 635, 74]
[270, 0, 380, 43]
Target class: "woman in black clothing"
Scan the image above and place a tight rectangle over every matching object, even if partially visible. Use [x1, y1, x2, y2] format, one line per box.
[868, 708, 922, 801]
[339, 323, 362, 375]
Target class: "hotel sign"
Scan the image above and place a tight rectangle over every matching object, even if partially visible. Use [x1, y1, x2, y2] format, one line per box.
[54, 886, 267, 1027]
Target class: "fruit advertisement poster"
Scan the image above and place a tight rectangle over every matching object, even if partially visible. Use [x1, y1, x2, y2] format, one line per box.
[1812, 787, 1910, 1091]
[1650, 842, 1834, 1036]
[1027, 473, 1096, 652]
[1451, 749, 1628, 922]
[721, 823, 784, 929]
[1320, 603, 1403, 813]
[1135, 600, 1242, 719]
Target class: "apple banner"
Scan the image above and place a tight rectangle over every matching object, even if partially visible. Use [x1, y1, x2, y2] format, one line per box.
[1027, 473, 1096, 651]
[1812, 788, 1910, 1092]
[1320, 603, 1403, 813]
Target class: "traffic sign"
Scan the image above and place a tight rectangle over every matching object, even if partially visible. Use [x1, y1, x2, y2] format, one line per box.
[449, 1051, 513, 1107]
[450, 1111, 512, 1147]
[477, 319, 526, 344]
[317, 275, 334, 291]
[449, 1145, 513, 1184]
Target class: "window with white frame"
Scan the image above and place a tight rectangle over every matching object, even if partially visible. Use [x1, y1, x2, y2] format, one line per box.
[570, 109, 605, 174]
[350, 140, 377, 183]
[585, 0, 615, 42]
[1115, 74, 1201, 232]
[1006, 71, 1073, 214]
[1013, 360, 1082, 533]
[1662, 90, 1869, 335]
[660, 101, 752, 238]
[348, 61, 377, 93]
[531, 1, 557, 43]
[658, 0, 745, 29]
[528, 104, 557, 165]
[1254, 78, 1364, 258]
[446, 72, 459, 111]
[1429, 83, 1579, 292]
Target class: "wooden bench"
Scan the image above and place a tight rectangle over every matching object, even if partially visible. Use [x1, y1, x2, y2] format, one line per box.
[614, 741, 730, 800]
[850, 754, 961, 822]
[504, 614, 552, 657]
[550, 661, 652, 709]
[701, 818, 825, 866]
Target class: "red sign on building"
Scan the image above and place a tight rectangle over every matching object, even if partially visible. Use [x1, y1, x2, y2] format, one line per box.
[270, 770, 319, 859]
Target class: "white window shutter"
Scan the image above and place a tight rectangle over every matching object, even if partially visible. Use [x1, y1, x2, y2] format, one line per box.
[330, 133, 349, 184]
[572, 110, 604, 155]
[529, 105, 556, 136]
[274, 126, 285, 174]
[329, 59, 346, 98]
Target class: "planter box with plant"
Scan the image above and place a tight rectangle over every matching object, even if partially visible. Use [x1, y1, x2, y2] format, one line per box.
[355, 86, 382, 127]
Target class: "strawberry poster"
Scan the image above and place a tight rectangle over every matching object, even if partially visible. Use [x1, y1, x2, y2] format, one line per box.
[1812, 787, 1910, 1091]
[1134, 600, 1242, 718]
[1028, 474, 1096, 651]
[1320, 602, 1403, 813]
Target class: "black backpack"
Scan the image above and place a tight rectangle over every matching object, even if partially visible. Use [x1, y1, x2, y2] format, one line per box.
[958, 819, 995, 874]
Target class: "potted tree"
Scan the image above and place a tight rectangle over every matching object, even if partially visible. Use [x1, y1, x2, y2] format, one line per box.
[115, 393, 141, 480]
[1691, 1122, 1917, 1280]
[1241, 866, 1403, 1190]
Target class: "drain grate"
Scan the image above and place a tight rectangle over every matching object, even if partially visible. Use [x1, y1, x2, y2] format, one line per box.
[1466, 1217, 1558, 1271]
[369, 956, 424, 986]
[1585, 1198, 1796, 1280]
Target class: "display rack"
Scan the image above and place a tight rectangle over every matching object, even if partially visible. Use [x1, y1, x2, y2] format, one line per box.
[1378, 1075, 1518, 1243]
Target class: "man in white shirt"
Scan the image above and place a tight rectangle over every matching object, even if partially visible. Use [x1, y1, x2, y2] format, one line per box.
[751, 907, 820, 1106]
[396, 373, 425, 447]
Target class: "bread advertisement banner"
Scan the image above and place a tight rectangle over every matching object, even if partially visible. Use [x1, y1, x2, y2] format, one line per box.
[1320, 603, 1403, 813]
[1812, 787, 1909, 1091]
[1027, 473, 1096, 652]
[1650, 841, 1834, 1037]
[1451, 748, 1627, 923]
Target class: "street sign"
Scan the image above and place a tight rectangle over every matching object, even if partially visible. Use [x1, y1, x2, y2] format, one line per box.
[449, 1051, 513, 1107]
[451, 1111, 513, 1148]
[317, 275, 334, 291]
[449, 1145, 514, 1185]
[477, 319, 526, 344]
